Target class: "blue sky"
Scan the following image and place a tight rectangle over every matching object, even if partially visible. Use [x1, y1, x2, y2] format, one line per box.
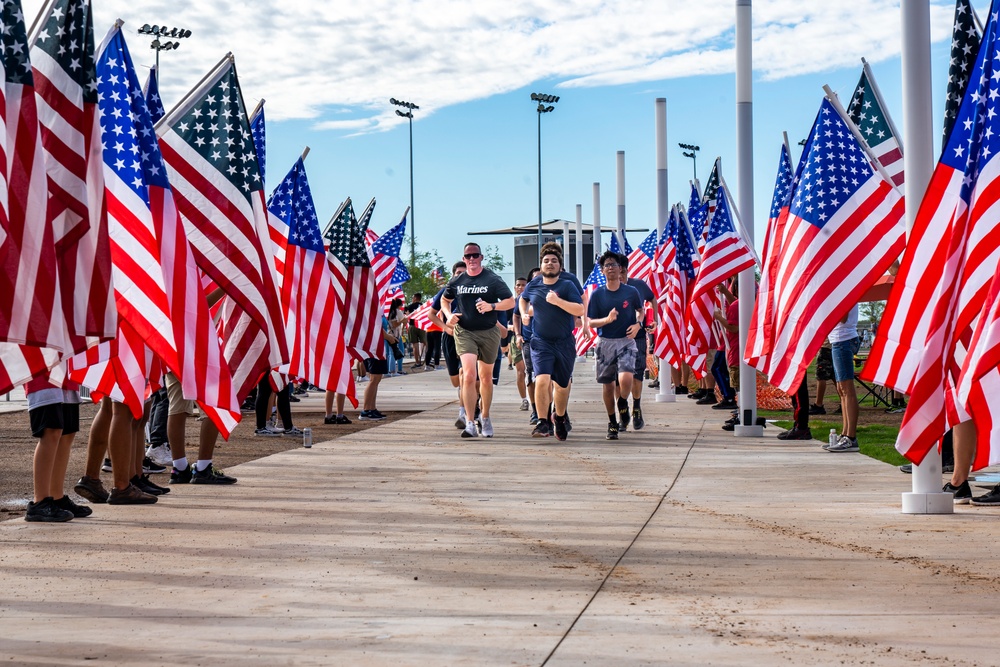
[26, 0, 981, 283]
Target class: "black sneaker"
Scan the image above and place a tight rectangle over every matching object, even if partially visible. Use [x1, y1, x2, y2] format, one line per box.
[170, 464, 193, 485]
[74, 475, 109, 503]
[326, 414, 351, 424]
[142, 456, 167, 474]
[696, 394, 719, 406]
[808, 404, 827, 415]
[53, 494, 93, 517]
[632, 407, 645, 431]
[564, 413, 572, 432]
[288, 394, 300, 403]
[687, 388, 704, 400]
[553, 415, 568, 441]
[25, 497, 74, 522]
[606, 422, 619, 440]
[529, 409, 538, 426]
[675, 385, 689, 395]
[776, 427, 813, 441]
[944, 481, 972, 504]
[971, 483, 1000, 506]
[191, 465, 237, 485]
[133, 474, 170, 496]
[711, 398, 738, 410]
[721, 421, 735, 432]
[107, 484, 158, 505]
[618, 404, 630, 432]
[531, 419, 553, 438]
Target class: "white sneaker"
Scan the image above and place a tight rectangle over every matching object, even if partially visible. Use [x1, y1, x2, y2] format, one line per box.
[145, 444, 172, 467]
[520, 399, 529, 411]
[826, 435, 859, 453]
[455, 407, 467, 430]
[254, 427, 282, 437]
[461, 420, 479, 438]
[481, 417, 494, 438]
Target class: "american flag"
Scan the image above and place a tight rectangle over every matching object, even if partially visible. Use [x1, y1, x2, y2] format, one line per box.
[865, 7, 1000, 469]
[942, 0, 981, 147]
[249, 102, 288, 284]
[430, 265, 446, 284]
[574, 260, 606, 356]
[652, 206, 681, 365]
[745, 141, 794, 372]
[371, 212, 410, 297]
[609, 230, 631, 256]
[29, 0, 115, 348]
[847, 65, 904, 187]
[143, 65, 165, 124]
[157, 55, 287, 419]
[326, 198, 382, 360]
[685, 183, 756, 376]
[674, 206, 704, 373]
[688, 181, 710, 256]
[267, 157, 355, 400]
[71, 25, 238, 425]
[761, 96, 904, 393]
[626, 230, 658, 284]
[700, 159, 721, 252]
[0, 0, 66, 392]
[410, 299, 435, 331]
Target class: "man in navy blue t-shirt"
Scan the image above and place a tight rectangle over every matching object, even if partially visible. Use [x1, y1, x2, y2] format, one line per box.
[617, 254, 656, 431]
[519, 245, 583, 440]
[587, 251, 643, 440]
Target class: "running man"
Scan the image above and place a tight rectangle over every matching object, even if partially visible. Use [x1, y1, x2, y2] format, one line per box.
[519, 244, 584, 440]
[587, 251, 644, 440]
[441, 243, 515, 438]
[617, 254, 656, 431]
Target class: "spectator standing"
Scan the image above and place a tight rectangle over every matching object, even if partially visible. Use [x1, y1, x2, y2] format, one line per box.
[824, 305, 861, 452]
[404, 292, 426, 369]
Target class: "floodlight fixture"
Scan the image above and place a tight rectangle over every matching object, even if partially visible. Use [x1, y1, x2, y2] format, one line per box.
[390, 98, 419, 263]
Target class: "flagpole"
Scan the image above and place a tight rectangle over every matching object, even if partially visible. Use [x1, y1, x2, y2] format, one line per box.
[592, 183, 601, 259]
[575, 204, 584, 283]
[616, 151, 626, 250]
[823, 85, 904, 197]
[654, 98, 675, 403]
[900, 0, 951, 514]
[322, 198, 351, 238]
[156, 53, 234, 131]
[734, 0, 762, 437]
[300, 146, 310, 162]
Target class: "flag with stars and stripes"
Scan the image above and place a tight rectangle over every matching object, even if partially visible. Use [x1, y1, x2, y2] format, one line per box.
[847, 64, 904, 187]
[410, 299, 435, 331]
[430, 265, 446, 284]
[143, 65, 165, 124]
[745, 141, 794, 373]
[689, 181, 711, 256]
[761, 95, 904, 393]
[267, 157, 355, 402]
[156, 54, 287, 421]
[326, 197, 383, 360]
[943, 0, 982, 147]
[608, 229, 632, 256]
[574, 259, 607, 356]
[671, 206, 702, 373]
[28, 0, 116, 349]
[69, 24, 238, 427]
[685, 183, 756, 377]
[626, 229, 658, 284]
[652, 207, 682, 365]
[865, 2, 1000, 470]
[370, 212, 411, 295]
[248, 102, 288, 285]
[0, 0, 66, 393]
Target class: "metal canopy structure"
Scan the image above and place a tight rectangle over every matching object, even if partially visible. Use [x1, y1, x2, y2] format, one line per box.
[467, 219, 648, 236]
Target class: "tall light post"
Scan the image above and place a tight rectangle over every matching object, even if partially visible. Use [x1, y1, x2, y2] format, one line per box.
[531, 92, 559, 257]
[679, 142, 700, 181]
[390, 97, 419, 264]
[137, 24, 191, 87]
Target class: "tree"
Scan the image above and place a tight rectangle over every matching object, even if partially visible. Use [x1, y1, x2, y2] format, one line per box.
[397, 248, 446, 300]
[483, 244, 509, 273]
[859, 300, 886, 330]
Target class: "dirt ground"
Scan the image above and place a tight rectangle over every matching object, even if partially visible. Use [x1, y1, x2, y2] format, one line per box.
[0, 399, 414, 520]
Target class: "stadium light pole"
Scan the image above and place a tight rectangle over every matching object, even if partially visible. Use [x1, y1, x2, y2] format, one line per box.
[137, 24, 191, 88]
[679, 142, 700, 181]
[531, 92, 560, 257]
[390, 98, 419, 265]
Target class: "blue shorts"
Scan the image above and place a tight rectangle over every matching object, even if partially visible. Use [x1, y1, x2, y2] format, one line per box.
[530, 336, 576, 388]
[830, 336, 860, 383]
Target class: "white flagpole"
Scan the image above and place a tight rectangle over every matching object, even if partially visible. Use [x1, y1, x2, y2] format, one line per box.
[616, 151, 626, 250]
[900, 0, 951, 514]
[655, 98, 674, 403]
[592, 183, 602, 258]
[734, 0, 762, 437]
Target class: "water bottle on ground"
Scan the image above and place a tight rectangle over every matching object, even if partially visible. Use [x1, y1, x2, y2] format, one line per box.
[829, 429, 837, 448]
[303, 427, 312, 448]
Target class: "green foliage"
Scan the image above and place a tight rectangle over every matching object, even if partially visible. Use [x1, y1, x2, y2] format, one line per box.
[399, 248, 447, 300]
[859, 300, 886, 329]
[483, 244, 509, 272]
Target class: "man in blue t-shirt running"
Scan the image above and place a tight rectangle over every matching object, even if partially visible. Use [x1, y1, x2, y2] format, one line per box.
[587, 251, 643, 440]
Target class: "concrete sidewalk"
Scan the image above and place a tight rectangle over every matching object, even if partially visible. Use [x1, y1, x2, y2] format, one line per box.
[1, 366, 998, 666]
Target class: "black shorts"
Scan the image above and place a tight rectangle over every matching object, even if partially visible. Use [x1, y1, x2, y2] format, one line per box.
[442, 333, 461, 377]
[522, 338, 534, 384]
[530, 336, 576, 388]
[363, 358, 389, 375]
[29, 403, 80, 438]
[816, 347, 835, 382]
[633, 337, 648, 379]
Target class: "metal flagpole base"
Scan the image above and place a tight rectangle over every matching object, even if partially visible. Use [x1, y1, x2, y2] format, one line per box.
[655, 388, 676, 403]
[733, 425, 763, 437]
[901, 492, 954, 514]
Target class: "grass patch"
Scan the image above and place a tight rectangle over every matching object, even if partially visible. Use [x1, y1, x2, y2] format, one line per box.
[770, 418, 907, 466]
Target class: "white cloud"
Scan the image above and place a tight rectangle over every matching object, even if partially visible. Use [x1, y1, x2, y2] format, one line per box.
[25, 0, 957, 130]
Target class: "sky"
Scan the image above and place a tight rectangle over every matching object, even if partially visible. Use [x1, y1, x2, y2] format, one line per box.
[24, 0, 982, 284]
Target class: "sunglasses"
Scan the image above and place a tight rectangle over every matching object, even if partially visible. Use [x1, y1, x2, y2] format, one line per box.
[602, 263, 620, 270]
[464, 252, 482, 259]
